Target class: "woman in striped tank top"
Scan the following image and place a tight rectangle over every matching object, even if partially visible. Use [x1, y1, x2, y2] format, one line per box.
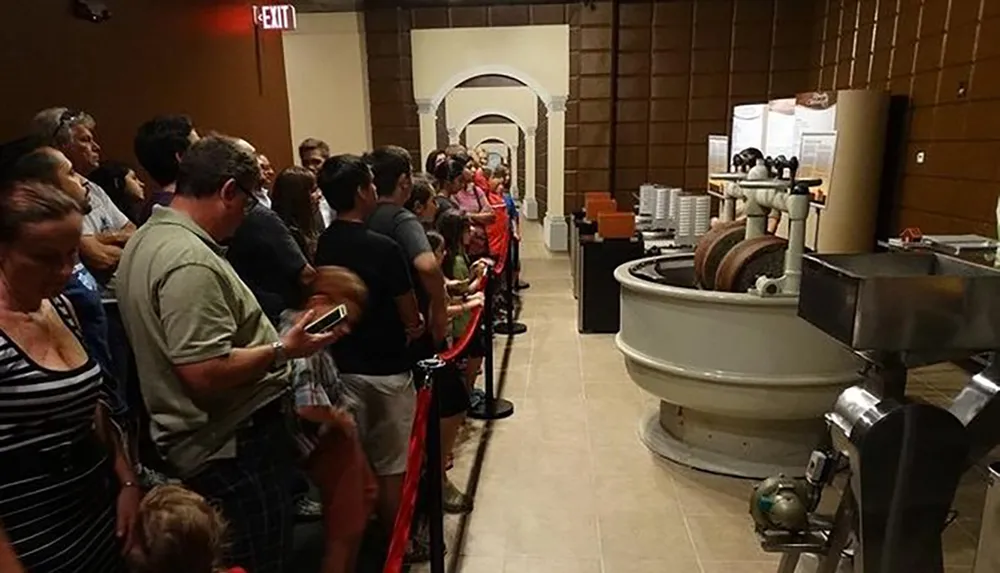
[0, 180, 138, 572]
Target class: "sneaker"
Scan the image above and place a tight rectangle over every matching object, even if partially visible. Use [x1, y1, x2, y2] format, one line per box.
[468, 388, 486, 412]
[442, 476, 474, 514]
[515, 280, 530, 290]
[294, 496, 323, 522]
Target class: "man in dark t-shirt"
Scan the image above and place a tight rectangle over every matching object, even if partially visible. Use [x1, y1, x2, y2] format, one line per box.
[365, 146, 474, 514]
[227, 202, 312, 326]
[314, 153, 424, 534]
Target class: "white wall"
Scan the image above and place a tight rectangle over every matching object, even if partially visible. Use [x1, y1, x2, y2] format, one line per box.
[282, 12, 372, 159]
[445, 86, 538, 132]
[464, 123, 520, 151]
[411, 25, 569, 108]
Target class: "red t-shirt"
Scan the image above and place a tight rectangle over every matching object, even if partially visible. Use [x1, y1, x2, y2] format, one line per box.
[227, 568, 248, 573]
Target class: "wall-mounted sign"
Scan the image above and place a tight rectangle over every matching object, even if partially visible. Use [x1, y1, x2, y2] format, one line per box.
[253, 4, 297, 31]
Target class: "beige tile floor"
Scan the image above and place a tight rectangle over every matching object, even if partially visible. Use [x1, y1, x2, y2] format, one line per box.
[422, 221, 986, 573]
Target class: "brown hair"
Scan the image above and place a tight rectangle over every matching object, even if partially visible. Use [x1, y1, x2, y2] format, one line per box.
[298, 138, 330, 159]
[0, 180, 83, 243]
[271, 166, 320, 259]
[127, 485, 228, 573]
[309, 266, 368, 324]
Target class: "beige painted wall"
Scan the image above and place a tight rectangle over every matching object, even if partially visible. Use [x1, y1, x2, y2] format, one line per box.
[445, 86, 539, 132]
[465, 123, 520, 151]
[411, 25, 569, 108]
[282, 12, 372, 159]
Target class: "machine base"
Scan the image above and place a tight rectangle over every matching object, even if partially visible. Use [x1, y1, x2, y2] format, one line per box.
[544, 215, 569, 252]
[638, 406, 820, 479]
[523, 197, 539, 220]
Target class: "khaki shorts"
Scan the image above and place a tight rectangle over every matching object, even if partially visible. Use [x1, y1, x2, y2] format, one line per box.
[340, 372, 415, 476]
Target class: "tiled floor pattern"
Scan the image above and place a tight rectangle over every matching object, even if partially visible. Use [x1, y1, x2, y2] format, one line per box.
[422, 222, 986, 573]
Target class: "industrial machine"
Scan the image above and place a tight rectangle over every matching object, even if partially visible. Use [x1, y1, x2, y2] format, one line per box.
[614, 152, 864, 478]
[749, 251, 1000, 573]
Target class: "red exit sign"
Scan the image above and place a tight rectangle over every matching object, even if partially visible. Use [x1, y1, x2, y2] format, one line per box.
[253, 4, 297, 31]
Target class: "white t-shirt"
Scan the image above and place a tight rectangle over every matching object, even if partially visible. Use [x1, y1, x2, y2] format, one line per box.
[318, 196, 336, 228]
[82, 180, 130, 235]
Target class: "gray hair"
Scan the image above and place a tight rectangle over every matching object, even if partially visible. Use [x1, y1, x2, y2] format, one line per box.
[176, 135, 261, 199]
[31, 107, 96, 147]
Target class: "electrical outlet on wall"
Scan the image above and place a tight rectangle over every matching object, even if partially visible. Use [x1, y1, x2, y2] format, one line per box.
[916, 150, 926, 164]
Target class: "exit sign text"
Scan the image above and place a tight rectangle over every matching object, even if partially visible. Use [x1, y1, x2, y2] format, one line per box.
[253, 4, 297, 31]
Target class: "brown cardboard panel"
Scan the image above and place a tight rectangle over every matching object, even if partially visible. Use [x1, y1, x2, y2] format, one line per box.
[489, 5, 531, 27]
[618, 52, 653, 76]
[618, 77, 652, 100]
[689, 97, 728, 121]
[649, 145, 688, 168]
[943, 22, 978, 67]
[930, 103, 968, 142]
[616, 169, 650, 191]
[581, 26, 613, 50]
[617, 145, 650, 168]
[653, 0, 695, 25]
[684, 143, 709, 167]
[579, 2, 614, 26]
[620, 28, 653, 52]
[617, 100, 652, 123]
[651, 26, 694, 52]
[652, 52, 694, 75]
[914, 35, 945, 73]
[692, 49, 731, 74]
[651, 74, 692, 98]
[620, 3, 654, 28]
[578, 146, 612, 169]
[938, 65, 972, 104]
[691, 74, 730, 98]
[648, 123, 689, 145]
[579, 100, 613, 123]
[732, 72, 770, 96]
[529, 4, 568, 25]
[581, 52, 613, 76]
[650, 99, 690, 122]
[964, 100, 1000, 140]
[919, 0, 950, 38]
[578, 124, 612, 146]
[580, 76, 613, 99]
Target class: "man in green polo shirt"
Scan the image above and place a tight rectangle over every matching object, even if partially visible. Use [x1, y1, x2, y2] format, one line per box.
[116, 136, 341, 573]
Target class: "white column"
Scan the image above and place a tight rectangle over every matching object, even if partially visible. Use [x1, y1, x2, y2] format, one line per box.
[509, 142, 520, 197]
[544, 96, 568, 252]
[417, 99, 438, 165]
[523, 126, 538, 221]
[447, 127, 460, 145]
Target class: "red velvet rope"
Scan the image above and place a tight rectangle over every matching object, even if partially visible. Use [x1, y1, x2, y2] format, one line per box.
[383, 385, 431, 573]
[381, 282, 489, 573]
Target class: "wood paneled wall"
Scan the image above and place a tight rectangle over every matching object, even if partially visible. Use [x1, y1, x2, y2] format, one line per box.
[809, 0, 1000, 235]
[364, 1, 818, 215]
[0, 0, 293, 171]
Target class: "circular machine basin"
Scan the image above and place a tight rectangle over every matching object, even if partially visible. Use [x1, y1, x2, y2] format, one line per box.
[615, 253, 864, 479]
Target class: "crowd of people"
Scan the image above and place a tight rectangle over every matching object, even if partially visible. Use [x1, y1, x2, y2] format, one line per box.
[0, 108, 527, 573]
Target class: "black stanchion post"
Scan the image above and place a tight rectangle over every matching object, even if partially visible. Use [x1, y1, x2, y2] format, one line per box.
[493, 222, 527, 337]
[467, 273, 515, 421]
[417, 357, 446, 573]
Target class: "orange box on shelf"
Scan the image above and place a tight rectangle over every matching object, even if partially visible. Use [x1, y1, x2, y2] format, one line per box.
[597, 212, 635, 239]
[584, 198, 617, 220]
[584, 191, 611, 202]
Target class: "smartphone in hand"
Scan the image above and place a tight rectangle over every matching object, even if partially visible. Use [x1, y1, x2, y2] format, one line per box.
[304, 304, 348, 335]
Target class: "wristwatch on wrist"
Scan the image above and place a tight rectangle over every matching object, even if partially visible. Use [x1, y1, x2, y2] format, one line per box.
[271, 340, 288, 369]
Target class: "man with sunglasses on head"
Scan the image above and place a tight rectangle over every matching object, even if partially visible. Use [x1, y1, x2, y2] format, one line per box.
[32, 107, 136, 284]
[115, 136, 344, 573]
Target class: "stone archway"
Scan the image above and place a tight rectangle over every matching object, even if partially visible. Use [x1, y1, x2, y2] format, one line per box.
[411, 25, 570, 250]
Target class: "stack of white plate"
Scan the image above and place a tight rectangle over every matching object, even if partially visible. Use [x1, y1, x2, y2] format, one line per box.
[638, 184, 656, 217]
[668, 187, 683, 230]
[653, 186, 670, 229]
[674, 193, 714, 246]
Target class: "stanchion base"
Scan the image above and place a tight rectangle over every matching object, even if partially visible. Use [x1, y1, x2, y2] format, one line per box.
[494, 321, 528, 336]
[468, 398, 515, 421]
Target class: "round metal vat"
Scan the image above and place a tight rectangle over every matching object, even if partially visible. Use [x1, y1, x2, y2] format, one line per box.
[615, 253, 864, 478]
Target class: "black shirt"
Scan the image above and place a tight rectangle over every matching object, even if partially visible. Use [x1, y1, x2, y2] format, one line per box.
[315, 220, 414, 375]
[226, 203, 308, 326]
[367, 203, 432, 312]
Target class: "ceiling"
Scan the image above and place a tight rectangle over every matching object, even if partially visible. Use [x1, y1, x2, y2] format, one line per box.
[291, 0, 590, 13]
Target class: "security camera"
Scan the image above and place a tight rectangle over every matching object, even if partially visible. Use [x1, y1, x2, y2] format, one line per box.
[72, 0, 111, 23]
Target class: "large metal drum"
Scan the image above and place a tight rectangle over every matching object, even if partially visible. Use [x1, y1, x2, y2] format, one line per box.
[616, 253, 864, 478]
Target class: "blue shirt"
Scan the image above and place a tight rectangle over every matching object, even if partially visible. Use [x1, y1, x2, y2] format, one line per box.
[503, 194, 518, 219]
